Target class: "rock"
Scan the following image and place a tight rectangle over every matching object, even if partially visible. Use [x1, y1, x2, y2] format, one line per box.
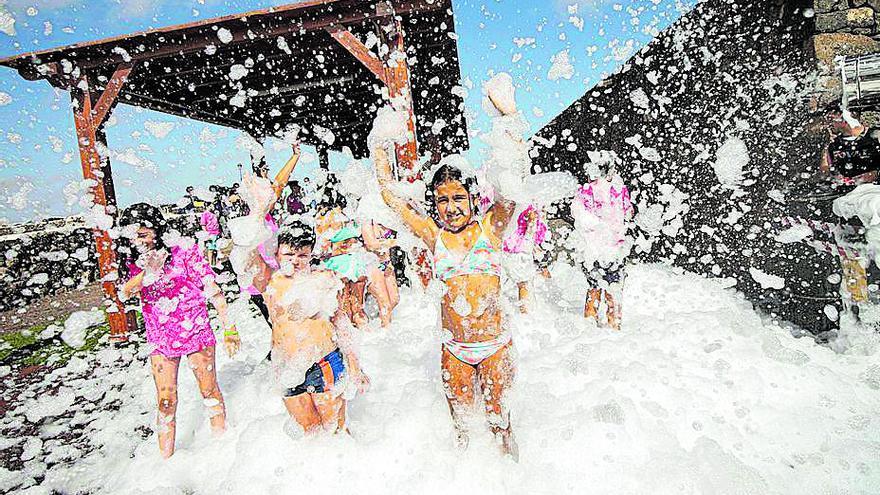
[814, 0, 847, 14]
[847, 7, 876, 29]
[816, 8, 876, 32]
[816, 11, 848, 32]
[809, 32, 880, 72]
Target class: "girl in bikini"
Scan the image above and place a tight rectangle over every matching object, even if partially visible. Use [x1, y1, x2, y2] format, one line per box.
[315, 187, 396, 328]
[372, 147, 519, 458]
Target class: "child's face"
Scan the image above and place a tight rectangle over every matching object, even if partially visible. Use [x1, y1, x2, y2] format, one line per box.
[277, 244, 313, 274]
[434, 180, 473, 232]
[133, 227, 157, 251]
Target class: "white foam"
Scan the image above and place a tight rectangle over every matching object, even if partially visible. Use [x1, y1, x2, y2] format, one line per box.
[5, 265, 878, 494]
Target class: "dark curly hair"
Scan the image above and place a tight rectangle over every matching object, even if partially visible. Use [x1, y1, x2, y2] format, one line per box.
[317, 174, 347, 214]
[425, 164, 479, 222]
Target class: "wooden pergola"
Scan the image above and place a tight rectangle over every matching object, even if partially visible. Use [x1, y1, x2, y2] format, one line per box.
[0, 0, 468, 339]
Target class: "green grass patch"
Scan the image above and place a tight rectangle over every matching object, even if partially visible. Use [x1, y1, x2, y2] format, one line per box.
[0, 323, 46, 363]
[22, 323, 110, 367]
[0, 317, 114, 368]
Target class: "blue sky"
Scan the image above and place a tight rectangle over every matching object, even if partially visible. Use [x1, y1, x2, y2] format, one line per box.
[0, 0, 695, 223]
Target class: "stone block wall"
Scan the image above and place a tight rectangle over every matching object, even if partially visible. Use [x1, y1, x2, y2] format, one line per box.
[812, 1, 880, 107]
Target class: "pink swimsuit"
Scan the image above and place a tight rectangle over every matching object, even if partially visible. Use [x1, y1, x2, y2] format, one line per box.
[246, 214, 280, 296]
[128, 245, 217, 358]
[502, 204, 548, 255]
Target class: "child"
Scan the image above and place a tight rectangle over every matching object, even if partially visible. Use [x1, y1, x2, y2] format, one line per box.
[502, 204, 550, 314]
[571, 160, 634, 330]
[200, 209, 221, 267]
[249, 219, 370, 434]
[119, 203, 239, 458]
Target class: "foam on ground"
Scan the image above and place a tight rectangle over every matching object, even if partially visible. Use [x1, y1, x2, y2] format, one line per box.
[4, 264, 880, 494]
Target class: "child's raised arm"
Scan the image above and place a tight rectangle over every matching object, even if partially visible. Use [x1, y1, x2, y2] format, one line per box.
[373, 146, 437, 249]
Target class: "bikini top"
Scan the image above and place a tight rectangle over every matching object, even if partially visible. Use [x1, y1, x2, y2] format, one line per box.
[433, 220, 502, 282]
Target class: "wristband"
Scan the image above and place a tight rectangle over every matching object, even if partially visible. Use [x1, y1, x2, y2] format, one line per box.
[224, 328, 239, 337]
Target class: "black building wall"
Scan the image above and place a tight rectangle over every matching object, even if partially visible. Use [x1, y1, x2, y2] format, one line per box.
[531, 0, 841, 334]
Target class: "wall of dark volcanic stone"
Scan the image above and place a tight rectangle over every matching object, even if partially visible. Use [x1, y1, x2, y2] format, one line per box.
[531, 0, 844, 335]
[0, 214, 200, 314]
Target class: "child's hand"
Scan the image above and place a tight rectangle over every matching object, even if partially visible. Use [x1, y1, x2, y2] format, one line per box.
[223, 327, 241, 357]
[485, 72, 517, 116]
[352, 369, 371, 394]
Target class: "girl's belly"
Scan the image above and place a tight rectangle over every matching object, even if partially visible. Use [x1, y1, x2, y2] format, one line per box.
[441, 275, 504, 343]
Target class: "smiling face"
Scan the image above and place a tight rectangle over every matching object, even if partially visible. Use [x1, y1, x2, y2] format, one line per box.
[434, 180, 473, 232]
[277, 243, 313, 275]
[132, 226, 157, 252]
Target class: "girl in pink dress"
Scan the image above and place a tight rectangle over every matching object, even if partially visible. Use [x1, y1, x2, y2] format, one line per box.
[120, 203, 239, 458]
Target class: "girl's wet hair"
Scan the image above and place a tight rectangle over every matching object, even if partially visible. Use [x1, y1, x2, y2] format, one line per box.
[277, 221, 316, 249]
[119, 203, 168, 247]
[118, 203, 169, 278]
[425, 164, 479, 220]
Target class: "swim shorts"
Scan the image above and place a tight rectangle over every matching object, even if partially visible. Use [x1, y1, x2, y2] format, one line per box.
[283, 349, 346, 397]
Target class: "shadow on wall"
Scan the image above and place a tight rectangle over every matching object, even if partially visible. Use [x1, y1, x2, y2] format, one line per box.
[531, 0, 842, 335]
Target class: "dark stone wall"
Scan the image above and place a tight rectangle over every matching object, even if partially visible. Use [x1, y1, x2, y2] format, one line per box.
[0, 214, 200, 313]
[0, 228, 99, 313]
[531, 0, 842, 334]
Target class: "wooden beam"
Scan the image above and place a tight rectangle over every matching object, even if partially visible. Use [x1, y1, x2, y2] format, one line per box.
[384, 27, 419, 179]
[92, 63, 135, 128]
[3, 0, 449, 74]
[123, 90, 253, 130]
[326, 26, 388, 85]
[70, 72, 134, 340]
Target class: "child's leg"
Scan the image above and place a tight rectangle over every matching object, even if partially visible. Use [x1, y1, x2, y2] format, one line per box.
[604, 267, 625, 330]
[477, 344, 518, 460]
[517, 281, 530, 314]
[187, 346, 226, 434]
[385, 265, 401, 308]
[584, 288, 601, 320]
[283, 394, 323, 435]
[312, 392, 347, 433]
[150, 354, 182, 458]
[367, 266, 394, 327]
[441, 347, 477, 448]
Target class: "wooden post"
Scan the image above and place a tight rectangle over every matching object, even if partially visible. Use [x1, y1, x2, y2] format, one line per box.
[326, 22, 418, 179]
[70, 64, 135, 341]
[327, 20, 427, 284]
[384, 30, 419, 180]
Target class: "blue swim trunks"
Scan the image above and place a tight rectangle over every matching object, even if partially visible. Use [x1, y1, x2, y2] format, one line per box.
[283, 349, 346, 397]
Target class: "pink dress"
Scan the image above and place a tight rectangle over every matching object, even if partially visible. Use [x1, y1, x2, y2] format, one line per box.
[129, 245, 218, 358]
